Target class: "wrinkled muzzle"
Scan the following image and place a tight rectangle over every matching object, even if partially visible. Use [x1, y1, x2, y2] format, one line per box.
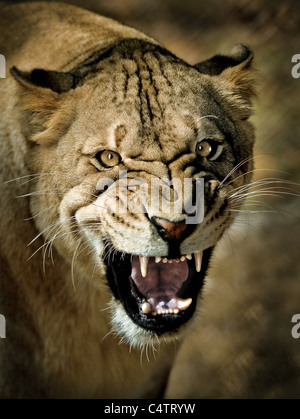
[97, 172, 205, 225]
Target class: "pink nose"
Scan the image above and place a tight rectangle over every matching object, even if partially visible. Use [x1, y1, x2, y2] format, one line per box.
[151, 217, 187, 241]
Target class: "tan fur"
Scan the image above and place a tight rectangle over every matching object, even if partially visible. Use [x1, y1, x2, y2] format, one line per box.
[0, 2, 256, 398]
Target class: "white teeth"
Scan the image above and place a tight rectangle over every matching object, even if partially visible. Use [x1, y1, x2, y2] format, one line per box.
[153, 254, 193, 264]
[177, 297, 192, 311]
[141, 297, 192, 316]
[194, 251, 203, 272]
[139, 256, 149, 278]
[141, 301, 152, 314]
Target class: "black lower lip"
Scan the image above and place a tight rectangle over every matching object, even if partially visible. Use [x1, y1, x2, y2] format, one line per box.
[106, 248, 214, 335]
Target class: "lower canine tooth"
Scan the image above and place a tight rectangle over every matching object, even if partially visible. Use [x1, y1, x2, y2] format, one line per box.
[139, 256, 149, 277]
[194, 251, 203, 272]
[177, 297, 192, 311]
[141, 302, 151, 314]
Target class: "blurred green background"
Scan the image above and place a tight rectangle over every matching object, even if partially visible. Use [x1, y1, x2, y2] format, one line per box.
[8, 0, 300, 398]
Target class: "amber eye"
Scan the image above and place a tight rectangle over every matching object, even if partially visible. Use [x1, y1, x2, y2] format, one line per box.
[95, 150, 121, 168]
[196, 140, 223, 161]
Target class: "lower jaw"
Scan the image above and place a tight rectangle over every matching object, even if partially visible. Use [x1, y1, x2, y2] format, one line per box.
[106, 247, 214, 335]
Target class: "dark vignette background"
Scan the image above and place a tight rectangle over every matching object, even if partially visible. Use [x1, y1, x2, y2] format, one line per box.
[3, 0, 300, 398]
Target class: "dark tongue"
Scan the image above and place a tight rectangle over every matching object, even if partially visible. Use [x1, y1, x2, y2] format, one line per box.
[131, 256, 189, 310]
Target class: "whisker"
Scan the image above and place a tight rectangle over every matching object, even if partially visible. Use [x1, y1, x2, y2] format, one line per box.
[229, 208, 277, 214]
[218, 155, 257, 189]
[4, 173, 56, 184]
[71, 239, 86, 292]
[17, 189, 73, 198]
[24, 203, 61, 221]
[230, 203, 300, 221]
[6, 172, 89, 186]
[27, 218, 77, 261]
[101, 329, 117, 343]
[228, 177, 300, 197]
[230, 189, 300, 202]
[17, 187, 116, 213]
[27, 219, 63, 246]
[223, 167, 298, 189]
[9, 171, 123, 198]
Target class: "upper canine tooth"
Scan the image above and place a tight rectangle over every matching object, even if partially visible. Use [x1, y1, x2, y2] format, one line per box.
[139, 256, 149, 277]
[155, 256, 161, 263]
[194, 251, 203, 272]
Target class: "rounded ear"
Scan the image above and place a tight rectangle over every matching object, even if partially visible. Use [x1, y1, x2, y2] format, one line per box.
[195, 44, 257, 120]
[194, 44, 253, 76]
[10, 66, 77, 93]
[10, 67, 76, 145]
[10, 42, 116, 93]
[9, 46, 113, 144]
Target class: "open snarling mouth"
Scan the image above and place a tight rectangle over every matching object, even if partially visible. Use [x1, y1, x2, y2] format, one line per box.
[106, 248, 213, 334]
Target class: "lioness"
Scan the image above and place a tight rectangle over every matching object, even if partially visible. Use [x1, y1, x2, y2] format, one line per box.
[0, 2, 256, 398]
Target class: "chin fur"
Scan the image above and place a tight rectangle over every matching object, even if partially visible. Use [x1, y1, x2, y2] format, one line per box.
[108, 299, 197, 351]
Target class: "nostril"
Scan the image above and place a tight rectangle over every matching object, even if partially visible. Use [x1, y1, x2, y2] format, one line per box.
[151, 217, 187, 241]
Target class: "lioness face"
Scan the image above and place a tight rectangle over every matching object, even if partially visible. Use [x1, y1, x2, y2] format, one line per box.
[13, 40, 255, 345]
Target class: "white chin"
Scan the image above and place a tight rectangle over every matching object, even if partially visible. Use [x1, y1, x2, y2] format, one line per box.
[109, 301, 183, 349]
